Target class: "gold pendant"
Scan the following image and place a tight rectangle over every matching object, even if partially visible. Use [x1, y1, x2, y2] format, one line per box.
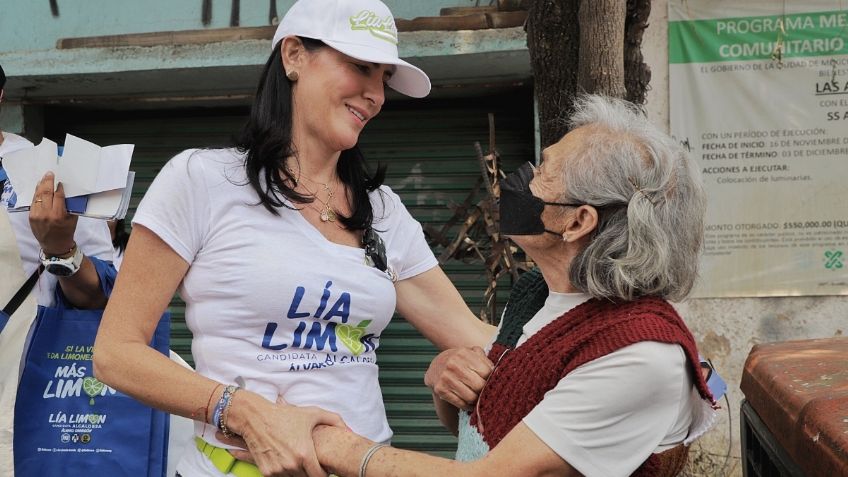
[319, 207, 336, 222]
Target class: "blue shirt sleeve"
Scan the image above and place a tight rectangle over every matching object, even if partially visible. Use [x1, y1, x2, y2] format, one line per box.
[53, 254, 118, 308]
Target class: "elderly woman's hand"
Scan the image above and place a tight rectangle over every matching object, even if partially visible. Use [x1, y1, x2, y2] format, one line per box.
[425, 347, 494, 411]
[224, 394, 346, 477]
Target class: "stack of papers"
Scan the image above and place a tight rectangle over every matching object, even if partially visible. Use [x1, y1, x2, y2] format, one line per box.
[3, 134, 135, 220]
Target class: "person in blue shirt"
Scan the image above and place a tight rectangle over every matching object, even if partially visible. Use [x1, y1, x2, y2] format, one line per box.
[0, 62, 116, 310]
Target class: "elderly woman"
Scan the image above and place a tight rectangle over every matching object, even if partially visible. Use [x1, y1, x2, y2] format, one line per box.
[225, 94, 714, 477]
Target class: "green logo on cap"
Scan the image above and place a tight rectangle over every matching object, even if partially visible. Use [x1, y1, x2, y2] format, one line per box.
[349, 10, 398, 45]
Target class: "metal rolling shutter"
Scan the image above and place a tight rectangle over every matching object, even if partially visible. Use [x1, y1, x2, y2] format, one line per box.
[45, 91, 533, 455]
[357, 97, 532, 454]
[46, 108, 251, 362]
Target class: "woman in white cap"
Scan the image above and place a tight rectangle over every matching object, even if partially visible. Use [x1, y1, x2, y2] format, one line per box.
[93, 1, 493, 476]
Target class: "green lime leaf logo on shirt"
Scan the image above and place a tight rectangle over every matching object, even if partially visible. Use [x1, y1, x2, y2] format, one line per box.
[337, 320, 372, 356]
[82, 377, 104, 405]
[88, 414, 102, 425]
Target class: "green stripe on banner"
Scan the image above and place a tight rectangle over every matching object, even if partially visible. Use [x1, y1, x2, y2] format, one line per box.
[669, 10, 848, 64]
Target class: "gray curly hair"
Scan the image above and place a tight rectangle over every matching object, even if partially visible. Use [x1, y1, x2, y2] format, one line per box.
[561, 94, 706, 302]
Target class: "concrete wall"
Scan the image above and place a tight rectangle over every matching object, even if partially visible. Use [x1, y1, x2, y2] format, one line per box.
[644, 2, 846, 476]
[0, 1, 478, 54]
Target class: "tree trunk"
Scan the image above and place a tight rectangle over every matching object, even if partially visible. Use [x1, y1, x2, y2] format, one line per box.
[624, 0, 652, 105]
[526, 0, 580, 148]
[577, 0, 626, 98]
[526, 0, 649, 147]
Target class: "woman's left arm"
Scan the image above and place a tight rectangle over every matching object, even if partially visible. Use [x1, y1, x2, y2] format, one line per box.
[394, 266, 496, 350]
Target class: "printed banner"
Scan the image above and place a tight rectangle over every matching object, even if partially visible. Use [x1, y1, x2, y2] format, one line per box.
[669, 1, 848, 297]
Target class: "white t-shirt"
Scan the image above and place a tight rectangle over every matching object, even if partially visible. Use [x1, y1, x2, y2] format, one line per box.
[133, 148, 438, 475]
[515, 292, 710, 477]
[0, 132, 114, 306]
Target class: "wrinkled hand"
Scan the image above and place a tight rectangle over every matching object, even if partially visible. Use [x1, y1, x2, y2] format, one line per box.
[424, 347, 494, 411]
[28, 172, 78, 255]
[225, 395, 346, 477]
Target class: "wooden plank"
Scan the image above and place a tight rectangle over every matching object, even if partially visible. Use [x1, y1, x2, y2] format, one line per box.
[58, 12, 528, 50]
[397, 11, 526, 32]
[487, 11, 528, 29]
[57, 26, 276, 49]
[439, 6, 498, 16]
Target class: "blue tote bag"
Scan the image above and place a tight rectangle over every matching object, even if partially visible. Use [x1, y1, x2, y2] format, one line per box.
[13, 303, 170, 476]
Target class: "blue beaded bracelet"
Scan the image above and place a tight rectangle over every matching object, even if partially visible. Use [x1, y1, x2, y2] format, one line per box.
[212, 385, 238, 433]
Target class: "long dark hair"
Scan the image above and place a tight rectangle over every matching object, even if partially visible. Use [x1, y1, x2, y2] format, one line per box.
[112, 218, 130, 254]
[236, 38, 386, 231]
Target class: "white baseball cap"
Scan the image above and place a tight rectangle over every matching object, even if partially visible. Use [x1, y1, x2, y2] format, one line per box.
[272, 0, 431, 98]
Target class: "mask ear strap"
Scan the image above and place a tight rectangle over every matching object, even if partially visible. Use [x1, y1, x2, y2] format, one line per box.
[543, 229, 572, 242]
[540, 202, 583, 238]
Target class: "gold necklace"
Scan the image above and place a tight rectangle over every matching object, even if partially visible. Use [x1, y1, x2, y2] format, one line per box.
[284, 165, 343, 223]
[303, 201, 348, 229]
[315, 186, 336, 223]
[297, 179, 338, 223]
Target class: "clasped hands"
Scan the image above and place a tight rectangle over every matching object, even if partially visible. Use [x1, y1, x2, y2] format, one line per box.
[218, 395, 346, 477]
[217, 348, 493, 476]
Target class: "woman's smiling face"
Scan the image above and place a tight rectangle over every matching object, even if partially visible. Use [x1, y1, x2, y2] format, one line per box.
[288, 40, 395, 153]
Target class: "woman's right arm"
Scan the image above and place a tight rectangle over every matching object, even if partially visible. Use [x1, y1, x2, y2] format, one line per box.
[93, 225, 196, 414]
[93, 225, 343, 477]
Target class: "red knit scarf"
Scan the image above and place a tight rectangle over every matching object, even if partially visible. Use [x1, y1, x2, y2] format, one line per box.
[469, 295, 714, 475]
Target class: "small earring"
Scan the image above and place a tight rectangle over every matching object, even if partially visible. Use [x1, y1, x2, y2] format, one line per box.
[562, 233, 570, 242]
[286, 71, 299, 81]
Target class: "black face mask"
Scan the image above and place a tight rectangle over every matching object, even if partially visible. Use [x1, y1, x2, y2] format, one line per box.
[499, 162, 584, 236]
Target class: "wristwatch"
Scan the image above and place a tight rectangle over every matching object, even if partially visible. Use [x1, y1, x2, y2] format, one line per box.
[40, 243, 83, 277]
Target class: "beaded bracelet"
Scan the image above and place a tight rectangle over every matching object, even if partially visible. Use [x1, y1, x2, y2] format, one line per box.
[212, 385, 239, 435]
[220, 386, 241, 438]
[358, 443, 388, 477]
